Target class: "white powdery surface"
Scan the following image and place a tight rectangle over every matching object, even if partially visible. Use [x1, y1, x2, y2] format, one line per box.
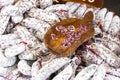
[0, 0, 119, 80]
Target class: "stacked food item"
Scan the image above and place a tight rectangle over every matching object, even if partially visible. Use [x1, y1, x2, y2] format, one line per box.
[0, 0, 120, 80]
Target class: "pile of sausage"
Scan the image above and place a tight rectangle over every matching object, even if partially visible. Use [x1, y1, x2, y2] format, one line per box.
[0, 0, 120, 80]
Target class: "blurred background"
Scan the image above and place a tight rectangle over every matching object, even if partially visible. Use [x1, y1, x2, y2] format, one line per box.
[104, 0, 120, 16]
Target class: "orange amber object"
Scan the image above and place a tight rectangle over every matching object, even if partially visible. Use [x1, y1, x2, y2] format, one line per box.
[59, 0, 104, 8]
[44, 11, 94, 56]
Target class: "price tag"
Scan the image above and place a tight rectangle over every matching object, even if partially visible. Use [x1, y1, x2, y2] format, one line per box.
[82, 0, 95, 3]
[61, 0, 104, 8]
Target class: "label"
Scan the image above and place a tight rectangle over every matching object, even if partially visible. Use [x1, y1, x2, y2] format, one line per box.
[62, 0, 104, 8]
[82, 0, 95, 3]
